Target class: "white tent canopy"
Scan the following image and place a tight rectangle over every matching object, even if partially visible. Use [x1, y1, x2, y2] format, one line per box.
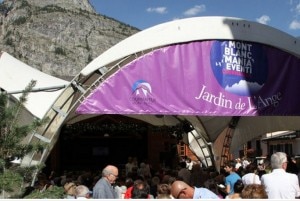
[81, 16, 300, 76]
[0, 51, 69, 119]
[75, 16, 300, 168]
[5, 16, 300, 170]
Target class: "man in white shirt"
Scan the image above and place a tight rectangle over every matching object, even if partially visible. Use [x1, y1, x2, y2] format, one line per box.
[261, 152, 300, 199]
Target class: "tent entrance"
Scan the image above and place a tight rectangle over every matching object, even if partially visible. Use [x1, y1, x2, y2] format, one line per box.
[44, 115, 180, 174]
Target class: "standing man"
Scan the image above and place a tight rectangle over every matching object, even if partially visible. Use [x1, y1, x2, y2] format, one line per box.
[93, 165, 119, 199]
[261, 152, 300, 199]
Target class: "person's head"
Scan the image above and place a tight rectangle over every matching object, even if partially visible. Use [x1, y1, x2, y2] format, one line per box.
[157, 183, 171, 195]
[133, 179, 146, 190]
[102, 165, 119, 184]
[170, 180, 194, 199]
[125, 177, 134, 188]
[233, 179, 244, 194]
[131, 179, 149, 199]
[245, 163, 257, 173]
[224, 160, 235, 173]
[64, 182, 76, 196]
[140, 162, 146, 168]
[270, 152, 288, 170]
[127, 156, 133, 162]
[131, 187, 149, 199]
[241, 184, 268, 199]
[75, 185, 90, 198]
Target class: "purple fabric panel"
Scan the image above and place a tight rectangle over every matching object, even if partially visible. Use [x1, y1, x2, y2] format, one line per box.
[76, 40, 300, 116]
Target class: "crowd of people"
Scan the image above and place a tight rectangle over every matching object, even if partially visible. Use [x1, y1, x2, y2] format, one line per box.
[26, 152, 300, 199]
[220, 152, 300, 199]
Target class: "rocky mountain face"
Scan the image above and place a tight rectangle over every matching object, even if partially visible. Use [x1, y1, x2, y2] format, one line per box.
[0, 0, 139, 80]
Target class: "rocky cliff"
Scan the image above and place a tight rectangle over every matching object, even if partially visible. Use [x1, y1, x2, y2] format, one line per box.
[0, 0, 139, 80]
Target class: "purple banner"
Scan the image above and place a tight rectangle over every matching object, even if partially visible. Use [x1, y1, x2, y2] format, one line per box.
[76, 40, 300, 116]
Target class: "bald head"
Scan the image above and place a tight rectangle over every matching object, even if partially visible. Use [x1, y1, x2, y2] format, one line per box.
[103, 165, 118, 176]
[171, 180, 192, 199]
[102, 165, 119, 184]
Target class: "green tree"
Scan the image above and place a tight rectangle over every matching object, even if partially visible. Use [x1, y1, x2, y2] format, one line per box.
[0, 80, 48, 198]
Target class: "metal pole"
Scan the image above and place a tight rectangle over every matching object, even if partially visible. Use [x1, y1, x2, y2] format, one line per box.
[1, 84, 68, 95]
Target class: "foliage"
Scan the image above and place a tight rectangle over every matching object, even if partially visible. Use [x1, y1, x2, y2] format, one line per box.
[87, 54, 93, 63]
[12, 16, 27, 25]
[55, 47, 66, 55]
[0, 80, 48, 198]
[24, 185, 65, 199]
[0, 169, 23, 193]
[39, 5, 66, 13]
[4, 30, 12, 39]
[4, 37, 13, 46]
[18, 0, 30, 9]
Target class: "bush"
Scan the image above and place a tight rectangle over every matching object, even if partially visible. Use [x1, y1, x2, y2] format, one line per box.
[55, 47, 66, 55]
[24, 185, 65, 199]
[0, 80, 48, 198]
[12, 16, 27, 25]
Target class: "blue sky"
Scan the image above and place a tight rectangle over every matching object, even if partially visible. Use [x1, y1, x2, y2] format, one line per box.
[89, 0, 300, 38]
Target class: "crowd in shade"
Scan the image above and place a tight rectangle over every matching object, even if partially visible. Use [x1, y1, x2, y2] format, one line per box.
[23, 152, 300, 199]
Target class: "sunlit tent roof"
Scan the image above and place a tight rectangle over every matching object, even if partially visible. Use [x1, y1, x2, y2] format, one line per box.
[81, 16, 300, 76]
[15, 16, 300, 170]
[77, 17, 300, 135]
[75, 16, 300, 168]
[0, 51, 69, 119]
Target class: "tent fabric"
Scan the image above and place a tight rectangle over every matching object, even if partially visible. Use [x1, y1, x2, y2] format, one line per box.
[75, 16, 300, 159]
[5, 16, 300, 169]
[81, 16, 300, 77]
[0, 52, 69, 119]
[76, 40, 300, 116]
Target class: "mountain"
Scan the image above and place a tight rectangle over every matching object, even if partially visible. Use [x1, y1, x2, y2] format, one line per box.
[0, 0, 139, 80]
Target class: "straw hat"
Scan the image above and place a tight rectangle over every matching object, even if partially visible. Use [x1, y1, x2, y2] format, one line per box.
[64, 182, 76, 196]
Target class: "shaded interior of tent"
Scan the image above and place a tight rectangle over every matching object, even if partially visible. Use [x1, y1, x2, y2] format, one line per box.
[46, 114, 182, 173]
